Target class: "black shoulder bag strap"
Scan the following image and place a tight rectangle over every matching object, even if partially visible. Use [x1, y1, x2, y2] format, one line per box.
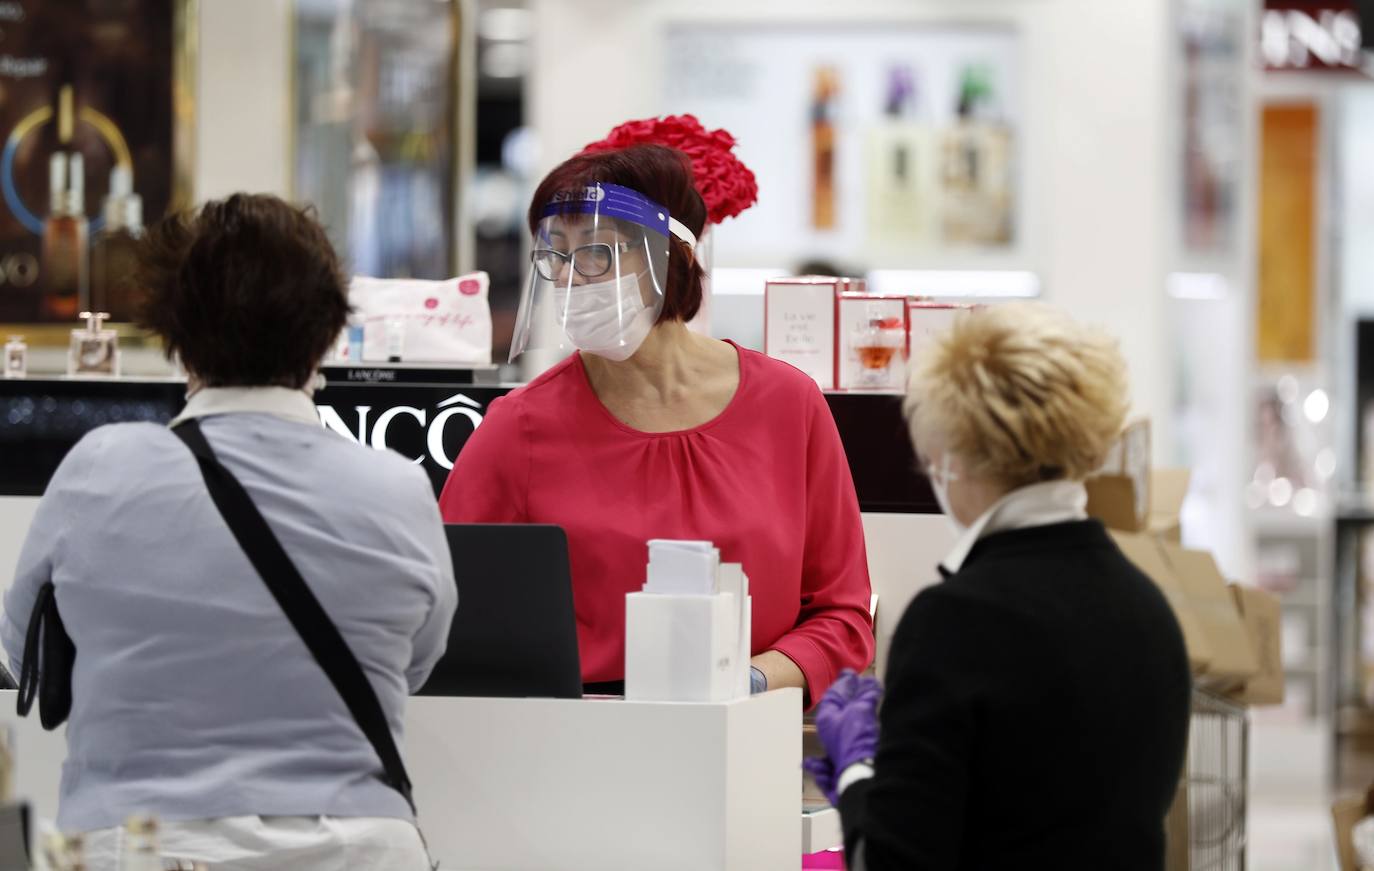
[171, 418, 415, 813]
[14, 581, 74, 729]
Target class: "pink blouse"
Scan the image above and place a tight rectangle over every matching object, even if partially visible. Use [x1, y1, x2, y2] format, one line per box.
[439, 342, 874, 700]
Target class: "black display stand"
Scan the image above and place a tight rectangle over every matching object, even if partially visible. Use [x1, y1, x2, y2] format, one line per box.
[0, 377, 935, 513]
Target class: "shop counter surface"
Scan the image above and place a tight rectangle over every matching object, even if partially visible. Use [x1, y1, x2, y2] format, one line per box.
[1, 689, 803, 870]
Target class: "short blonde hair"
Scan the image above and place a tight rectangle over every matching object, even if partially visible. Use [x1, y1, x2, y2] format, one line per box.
[904, 302, 1130, 485]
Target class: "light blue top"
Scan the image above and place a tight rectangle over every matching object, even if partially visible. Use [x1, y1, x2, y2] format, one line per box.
[2, 387, 457, 833]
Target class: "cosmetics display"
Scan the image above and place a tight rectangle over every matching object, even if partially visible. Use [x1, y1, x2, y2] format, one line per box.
[42, 86, 90, 322]
[664, 27, 1020, 261]
[866, 65, 938, 245]
[941, 65, 1015, 246]
[0, 5, 177, 324]
[763, 275, 865, 388]
[91, 165, 145, 321]
[766, 278, 981, 391]
[4, 335, 26, 379]
[908, 300, 974, 364]
[347, 273, 493, 365]
[67, 311, 120, 378]
[810, 66, 840, 230]
[837, 294, 909, 391]
[860, 63, 1014, 247]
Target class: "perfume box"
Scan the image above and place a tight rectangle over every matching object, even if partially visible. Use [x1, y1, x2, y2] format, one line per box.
[836, 293, 909, 391]
[764, 276, 864, 389]
[907, 300, 972, 368]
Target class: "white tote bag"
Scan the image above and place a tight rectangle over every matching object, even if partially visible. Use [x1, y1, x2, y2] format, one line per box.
[348, 273, 492, 365]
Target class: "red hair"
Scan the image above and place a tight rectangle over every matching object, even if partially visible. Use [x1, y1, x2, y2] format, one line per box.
[528, 144, 708, 323]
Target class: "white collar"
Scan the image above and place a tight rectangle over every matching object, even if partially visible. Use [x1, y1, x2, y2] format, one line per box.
[939, 479, 1089, 575]
[170, 386, 321, 429]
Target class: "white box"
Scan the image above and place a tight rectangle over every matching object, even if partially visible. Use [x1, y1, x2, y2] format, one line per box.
[907, 300, 972, 367]
[625, 592, 739, 703]
[836, 293, 909, 391]
[764, 276, 863, 389]
[717, 564, 752, 698]
[350, 273, 493, 364]
[645, 539, 719, 595]
[802, 807, 844, 855]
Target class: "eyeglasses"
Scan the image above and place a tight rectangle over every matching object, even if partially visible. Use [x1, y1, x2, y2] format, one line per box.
[531, 241, 633, 281]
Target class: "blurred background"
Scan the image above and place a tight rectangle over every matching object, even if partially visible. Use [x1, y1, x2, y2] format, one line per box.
[15, 0, 1374, 866]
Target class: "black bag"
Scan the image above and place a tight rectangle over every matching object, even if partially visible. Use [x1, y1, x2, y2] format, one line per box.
[171, 419, 416, 812]
[16, 582, 75, 730]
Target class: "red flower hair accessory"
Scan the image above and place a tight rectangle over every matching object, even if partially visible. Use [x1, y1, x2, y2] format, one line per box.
[581, 114, 759, 225]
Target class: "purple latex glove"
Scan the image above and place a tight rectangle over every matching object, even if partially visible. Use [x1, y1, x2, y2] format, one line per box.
[814, 669, 882, 776]
[802, 754, 840, 806]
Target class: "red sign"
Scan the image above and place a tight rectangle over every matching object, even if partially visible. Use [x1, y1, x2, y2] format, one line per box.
[1262, 2, 1365, 70]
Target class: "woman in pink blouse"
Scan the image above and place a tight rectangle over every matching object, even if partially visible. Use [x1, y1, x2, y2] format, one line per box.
[440, 144, 873, 702]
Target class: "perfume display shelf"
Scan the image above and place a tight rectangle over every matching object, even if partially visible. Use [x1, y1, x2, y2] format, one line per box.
[0, 376, 935, 512]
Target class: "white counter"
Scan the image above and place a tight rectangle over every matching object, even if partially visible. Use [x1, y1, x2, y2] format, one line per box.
[3, 689, 802, 870]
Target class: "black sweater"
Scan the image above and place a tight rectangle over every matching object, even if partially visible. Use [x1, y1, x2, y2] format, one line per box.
[839, 520, 1192, 870]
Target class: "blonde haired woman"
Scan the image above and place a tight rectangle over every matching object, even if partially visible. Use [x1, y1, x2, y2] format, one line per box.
[805, 303, 1192, 870]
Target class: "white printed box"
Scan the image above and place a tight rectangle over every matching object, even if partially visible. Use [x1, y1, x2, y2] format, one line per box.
[763, 276, 865, 389]
[907, 300, 974, 369]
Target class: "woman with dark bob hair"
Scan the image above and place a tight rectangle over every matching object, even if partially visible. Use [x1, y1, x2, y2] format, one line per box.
[2, 194, 455, 870]
[440, 144, 874, 701]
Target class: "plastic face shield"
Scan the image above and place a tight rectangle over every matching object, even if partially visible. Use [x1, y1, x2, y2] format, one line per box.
[511, 183, 686, 363]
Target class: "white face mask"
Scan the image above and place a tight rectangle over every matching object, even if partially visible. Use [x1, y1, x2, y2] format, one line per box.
[555, 269, 656, 362]
[926, 454, 967, 534]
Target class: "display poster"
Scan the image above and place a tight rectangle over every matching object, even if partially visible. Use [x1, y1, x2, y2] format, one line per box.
[294, 0, 460, 281]
[663, 25, 1021, 269]
[1260, 0, 1364, 72]
[0, 0, 190, 326]
[1179, 0, 1247, 256]
[1257, 103, 1318, 363]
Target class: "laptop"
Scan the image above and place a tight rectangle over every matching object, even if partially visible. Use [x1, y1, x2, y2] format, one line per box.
[416, 524, 582, 699]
